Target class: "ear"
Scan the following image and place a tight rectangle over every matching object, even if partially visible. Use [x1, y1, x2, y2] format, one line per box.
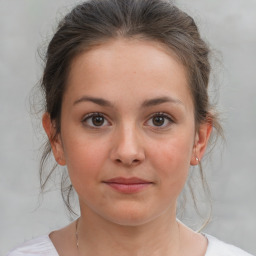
[190, 121, 212, 166]
[42, 113, 66, 166]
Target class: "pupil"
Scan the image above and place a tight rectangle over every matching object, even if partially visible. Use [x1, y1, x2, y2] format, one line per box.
[153, 116, 164, 126]
[93, 116, 104, 126]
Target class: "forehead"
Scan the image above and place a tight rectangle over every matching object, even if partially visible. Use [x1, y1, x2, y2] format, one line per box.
[65, 38, 193, 110]
[70, 38, 186, 79]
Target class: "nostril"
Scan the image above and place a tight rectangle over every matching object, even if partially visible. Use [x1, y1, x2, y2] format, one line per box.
[114, 158, 140, 166]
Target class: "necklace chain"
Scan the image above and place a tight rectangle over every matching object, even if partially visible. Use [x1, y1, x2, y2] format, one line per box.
[75, 217, 181, 253]
[75, 218, 79, 249]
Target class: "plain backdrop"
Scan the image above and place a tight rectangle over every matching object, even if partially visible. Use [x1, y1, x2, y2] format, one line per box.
[1, 0, 256, 255]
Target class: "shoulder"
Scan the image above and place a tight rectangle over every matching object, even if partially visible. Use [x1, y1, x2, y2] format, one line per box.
[6, 235, 59, 256]
[204, 234, 254, 256]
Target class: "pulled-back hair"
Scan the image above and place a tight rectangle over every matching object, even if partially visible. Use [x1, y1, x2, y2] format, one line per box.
[40, 0, 222, 219]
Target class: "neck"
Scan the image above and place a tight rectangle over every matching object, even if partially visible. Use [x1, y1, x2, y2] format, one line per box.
[76, 206, 181, 256]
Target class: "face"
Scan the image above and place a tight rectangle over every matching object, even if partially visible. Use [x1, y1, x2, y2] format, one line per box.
[43, 39, 211, 226]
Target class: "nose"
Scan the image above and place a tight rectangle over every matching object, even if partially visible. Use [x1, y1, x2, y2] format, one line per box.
[110, 124, 145, 167]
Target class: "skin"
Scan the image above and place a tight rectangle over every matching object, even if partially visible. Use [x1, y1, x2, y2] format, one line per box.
[43, 38, 212, 256]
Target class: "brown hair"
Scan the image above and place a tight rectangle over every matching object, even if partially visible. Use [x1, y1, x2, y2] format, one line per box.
[39, 0, 222, 219]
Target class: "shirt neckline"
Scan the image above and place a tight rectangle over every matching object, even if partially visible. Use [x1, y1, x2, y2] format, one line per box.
[47, 233, 211, 256]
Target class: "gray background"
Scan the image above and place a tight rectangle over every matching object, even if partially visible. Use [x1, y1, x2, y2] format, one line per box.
[1, 0, 255, 255]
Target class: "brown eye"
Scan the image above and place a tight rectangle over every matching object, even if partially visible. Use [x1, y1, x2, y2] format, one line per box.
[152, 116, 165, 126]
[92, 116, 105, 126]
[146, 113, 173, 128]
[82, 113, 110, 128]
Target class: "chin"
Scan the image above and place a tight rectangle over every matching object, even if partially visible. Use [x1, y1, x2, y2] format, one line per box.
[107, 215, 154, 227]
[101, 204, 167, 227]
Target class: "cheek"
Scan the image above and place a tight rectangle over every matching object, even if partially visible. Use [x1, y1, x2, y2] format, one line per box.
[62, 137, 109, 193]
[149, 135, 193, 193]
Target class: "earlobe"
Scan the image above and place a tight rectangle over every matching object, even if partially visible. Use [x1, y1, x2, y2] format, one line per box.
[42, 113, 66, 166]
[190, 121, 212, 166]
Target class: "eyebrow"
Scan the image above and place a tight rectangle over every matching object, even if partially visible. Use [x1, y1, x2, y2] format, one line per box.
[73, 96, 113, 107]
[141, 96, 183, 108]
[73, 96, 183, 108]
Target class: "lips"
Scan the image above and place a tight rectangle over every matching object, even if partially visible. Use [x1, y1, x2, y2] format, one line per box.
[104, 177, 152, 184]
[103, 177, 153, 194]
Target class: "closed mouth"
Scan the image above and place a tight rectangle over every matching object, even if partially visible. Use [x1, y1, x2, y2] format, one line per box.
[102, 177, 153, 193]
[103, 177, 153, 185]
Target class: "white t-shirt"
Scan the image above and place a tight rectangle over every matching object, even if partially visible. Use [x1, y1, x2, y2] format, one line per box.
[7, 234, 254, 256]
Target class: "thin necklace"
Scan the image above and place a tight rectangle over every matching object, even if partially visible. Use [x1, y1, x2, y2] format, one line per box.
[75, 218, 79, 249]
[75, 217, 182, 254]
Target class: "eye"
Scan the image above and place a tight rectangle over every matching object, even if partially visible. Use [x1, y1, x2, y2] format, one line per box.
[82, 113, 110, 128]
[146, 112, 173, 128]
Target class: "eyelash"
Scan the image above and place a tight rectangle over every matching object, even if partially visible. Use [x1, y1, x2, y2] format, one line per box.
[145, 112, 174, 128]
[82, 112, 111, 128]
[81, 112, 174, 129]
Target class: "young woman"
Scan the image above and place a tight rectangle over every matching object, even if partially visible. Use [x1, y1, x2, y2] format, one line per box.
[7, 0, 254, 255]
